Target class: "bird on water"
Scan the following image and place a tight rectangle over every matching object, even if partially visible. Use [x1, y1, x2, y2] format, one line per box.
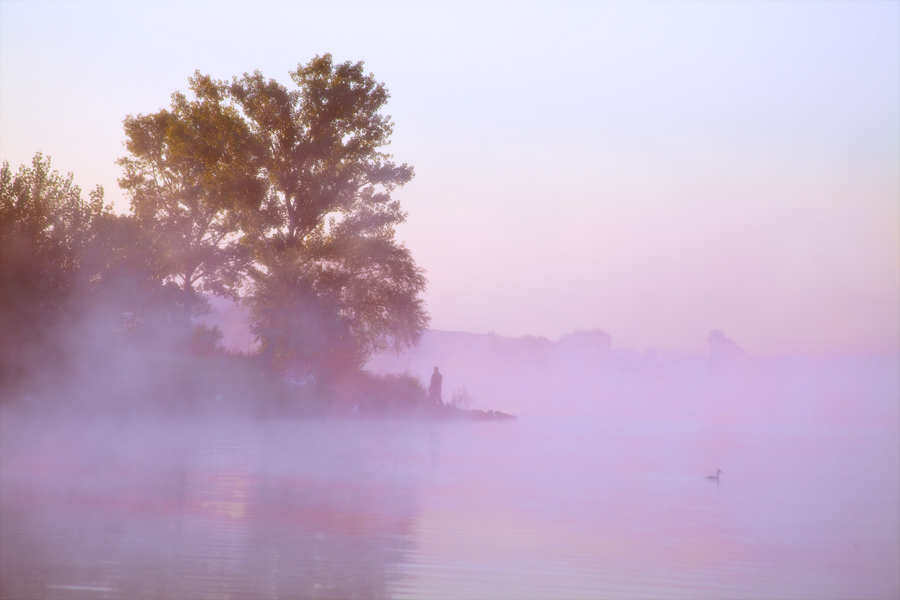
[705, 469, 723, 480]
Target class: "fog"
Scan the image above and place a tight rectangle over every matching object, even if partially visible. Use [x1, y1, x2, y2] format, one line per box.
[2, 2, 897, 596]
[2, 315, 898, 599]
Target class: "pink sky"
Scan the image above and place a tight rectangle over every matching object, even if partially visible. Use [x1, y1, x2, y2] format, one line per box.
[2, 1, 897, 356]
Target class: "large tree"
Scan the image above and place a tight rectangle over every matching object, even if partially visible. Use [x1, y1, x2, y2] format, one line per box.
[115, 56, 429, 376]
[225, 55, 428, 376]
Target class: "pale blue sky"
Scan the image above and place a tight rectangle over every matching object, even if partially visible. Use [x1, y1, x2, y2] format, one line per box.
[2, 1, 898, 355]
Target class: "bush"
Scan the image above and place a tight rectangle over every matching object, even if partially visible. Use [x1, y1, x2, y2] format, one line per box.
[191, 323, 224, 356]
[449, 387, 475, 410]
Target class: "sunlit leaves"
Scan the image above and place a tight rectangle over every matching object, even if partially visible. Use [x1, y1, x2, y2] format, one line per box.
[117, 75, 265, 303]
[117, 55, 429, 377]
[226, 55, 427, 376]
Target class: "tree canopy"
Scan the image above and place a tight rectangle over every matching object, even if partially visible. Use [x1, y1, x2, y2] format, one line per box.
[1, 154, 198, 391]
[1, 55, 429, 396]
[1, 153, 99, 320]
[117, 55, 429, 377]
[118, 74, 264, 308]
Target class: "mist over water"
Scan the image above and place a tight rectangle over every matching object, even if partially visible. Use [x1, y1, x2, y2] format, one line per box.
[2, 333, 898, 599]
[2, 4, 897, 595]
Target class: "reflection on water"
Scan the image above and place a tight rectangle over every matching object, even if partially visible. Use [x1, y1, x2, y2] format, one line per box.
[1, 412, 898, 599]
[0, 418, 421, 599]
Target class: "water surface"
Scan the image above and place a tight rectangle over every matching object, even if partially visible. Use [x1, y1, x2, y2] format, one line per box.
[1, 409, 898, 599]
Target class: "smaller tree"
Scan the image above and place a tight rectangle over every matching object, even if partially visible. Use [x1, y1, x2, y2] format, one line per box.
[708, 329, 745, 363]
[0, 153, 103, 314]
[0, 153, 109, 389]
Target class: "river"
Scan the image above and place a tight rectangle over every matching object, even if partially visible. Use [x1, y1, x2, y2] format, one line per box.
[1, 400, 897, 599]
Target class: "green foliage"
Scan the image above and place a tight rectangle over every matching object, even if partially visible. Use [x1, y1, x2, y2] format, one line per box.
[3, 55, 430, 399]
[357, 369, 427, 411]
[244, 202, 429, 377]
[1, 153, 201, 395]
[227, 55, 414, 250]
[116, 55, 429, 377]
[1, 154, 102, 314]
[191, 323, 224, 356]
[246, 256, 363, 375]
[225, 55, 428, 375]
[80, 210, 200, 349]
[0, 154, 107, 388]
[118, 74, 264, 305]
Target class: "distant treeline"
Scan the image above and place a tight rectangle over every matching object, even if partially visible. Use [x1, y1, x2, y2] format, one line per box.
[0, 55, 429, 402]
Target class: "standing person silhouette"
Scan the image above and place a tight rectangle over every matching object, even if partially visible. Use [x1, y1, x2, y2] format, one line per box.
[429, 366, 443, 406]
